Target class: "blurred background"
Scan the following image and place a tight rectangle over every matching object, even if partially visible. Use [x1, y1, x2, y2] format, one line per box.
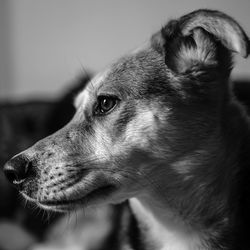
[0, 0, 250, 100]
[0, 1, 250, 250]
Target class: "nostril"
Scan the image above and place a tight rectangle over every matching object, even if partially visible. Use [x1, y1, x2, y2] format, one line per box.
[4, 168, 21, 185]
[3, 155, 33, 187]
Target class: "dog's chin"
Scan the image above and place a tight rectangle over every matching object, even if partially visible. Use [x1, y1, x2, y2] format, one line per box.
[22, 184, 118, 213]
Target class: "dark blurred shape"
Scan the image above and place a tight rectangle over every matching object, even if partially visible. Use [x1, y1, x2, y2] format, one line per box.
[0, 101, 54, 223]
[234, 79, 250, 113]
[46, 74, 91, 134]
[0, 73, 90, 239]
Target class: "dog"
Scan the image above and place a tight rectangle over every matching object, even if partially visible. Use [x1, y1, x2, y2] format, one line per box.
[3, 9, 250, 250]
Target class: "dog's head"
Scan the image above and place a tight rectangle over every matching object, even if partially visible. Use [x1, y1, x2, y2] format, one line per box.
[4, 10, 249, 212]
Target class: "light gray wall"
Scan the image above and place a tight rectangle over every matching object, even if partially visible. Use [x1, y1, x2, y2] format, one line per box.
[1, 0, 250, 99]
[0, 1, 12, 98]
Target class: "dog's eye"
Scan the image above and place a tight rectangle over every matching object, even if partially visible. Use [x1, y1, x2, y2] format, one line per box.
[94, 96, 118, 115]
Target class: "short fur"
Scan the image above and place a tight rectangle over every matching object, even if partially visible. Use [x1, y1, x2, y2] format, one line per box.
[3, 9, 250, 250]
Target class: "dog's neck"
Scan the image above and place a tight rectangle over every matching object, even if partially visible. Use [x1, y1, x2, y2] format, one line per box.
[129, 100, 250, 250]
[129, 197, 205, 250]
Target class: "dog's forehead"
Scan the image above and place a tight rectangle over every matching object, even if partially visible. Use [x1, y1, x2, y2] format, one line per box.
[102, 48, 168, 90]
[75, 46, 170, 108]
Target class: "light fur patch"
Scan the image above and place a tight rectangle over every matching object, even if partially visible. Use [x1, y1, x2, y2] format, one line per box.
[74, 88, 90, 109]
[129, 198, 204, 250]
[92, 125, 112, 161]
[125, 109, 156, 147]
[124, 105, 168, 148]
[171, 149, 212, 179]
[171, 158, 194, 176]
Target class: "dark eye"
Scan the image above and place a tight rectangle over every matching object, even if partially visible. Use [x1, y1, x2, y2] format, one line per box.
[94, 96, 119, 115]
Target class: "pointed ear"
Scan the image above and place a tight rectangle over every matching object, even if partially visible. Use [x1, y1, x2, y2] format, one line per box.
[151, 9, 250, 76]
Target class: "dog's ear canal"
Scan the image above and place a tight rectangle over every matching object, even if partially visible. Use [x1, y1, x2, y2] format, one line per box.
[152, 9, 250, 76]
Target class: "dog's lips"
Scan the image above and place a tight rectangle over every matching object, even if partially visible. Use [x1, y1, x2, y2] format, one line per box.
[37, 184, 117, 211]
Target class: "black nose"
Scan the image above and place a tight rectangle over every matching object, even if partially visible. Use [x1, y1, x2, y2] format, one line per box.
[3, 155, 33, 187]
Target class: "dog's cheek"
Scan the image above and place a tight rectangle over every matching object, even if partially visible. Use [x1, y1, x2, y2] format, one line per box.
[90, 123, 114, 162]
[123, 110, 158, 148]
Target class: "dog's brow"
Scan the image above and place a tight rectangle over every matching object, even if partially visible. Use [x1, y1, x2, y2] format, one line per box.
[74, 70, 111, 109]
[74, 89, 90, 109]
[91, 69, 110, 90]
[77, 70, 113, 107]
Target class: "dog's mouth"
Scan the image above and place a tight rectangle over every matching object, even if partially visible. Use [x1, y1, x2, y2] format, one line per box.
[33, 184, 117, 212]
